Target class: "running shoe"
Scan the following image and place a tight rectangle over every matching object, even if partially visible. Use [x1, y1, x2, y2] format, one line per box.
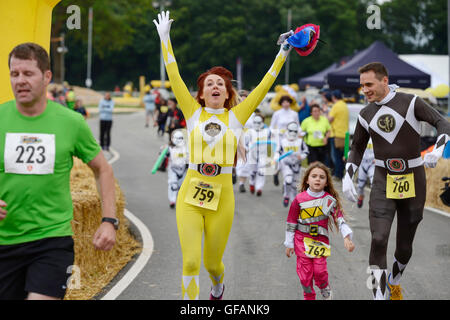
[256, 190, 262, 197]
[273, 173, 279, 186]
[249, 185, 255, 194]
[357, 197, 363, 208]
[239, 184, 246, 193]
[320, 286, 333, 300]
[283, 197, 289, 207]
[209, 285, 224, 300]
[387, 274, 403, 300]
[169, 203, 175, 209]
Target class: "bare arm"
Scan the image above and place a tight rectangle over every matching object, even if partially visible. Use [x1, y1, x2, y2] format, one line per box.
[87, 151, 117, 251]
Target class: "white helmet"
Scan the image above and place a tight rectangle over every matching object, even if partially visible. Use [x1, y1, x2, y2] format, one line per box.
[286, 122, 299, 141]
[171, 129, 185, 147]
[252, 115, 264, 131]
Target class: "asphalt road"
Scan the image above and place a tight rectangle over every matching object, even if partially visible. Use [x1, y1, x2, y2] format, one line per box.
[87, 111, 450, 300]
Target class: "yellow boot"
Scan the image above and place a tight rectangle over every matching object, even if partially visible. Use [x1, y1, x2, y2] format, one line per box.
[387, 274, 403, 300]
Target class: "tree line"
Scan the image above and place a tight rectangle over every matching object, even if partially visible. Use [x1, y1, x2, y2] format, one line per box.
[50, 0, 447, 91]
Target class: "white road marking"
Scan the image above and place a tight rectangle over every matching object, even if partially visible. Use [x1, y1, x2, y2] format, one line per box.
[99, 147, 154, 300]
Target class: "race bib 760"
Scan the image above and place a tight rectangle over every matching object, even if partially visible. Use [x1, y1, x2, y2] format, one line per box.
[4, 133, 55, 175]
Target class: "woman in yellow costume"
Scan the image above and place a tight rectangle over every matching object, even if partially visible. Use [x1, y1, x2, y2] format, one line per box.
[153, 11, 315, 300]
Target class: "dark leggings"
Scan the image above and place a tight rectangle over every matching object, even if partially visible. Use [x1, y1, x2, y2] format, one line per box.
[369, 207, 423, 268]
[100, 120, 112, 148]
[368, 167, 426, 268]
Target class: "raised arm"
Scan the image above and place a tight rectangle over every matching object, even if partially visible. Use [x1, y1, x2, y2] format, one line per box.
[153, 11, 198, 118]
[233, 32, 294, 124]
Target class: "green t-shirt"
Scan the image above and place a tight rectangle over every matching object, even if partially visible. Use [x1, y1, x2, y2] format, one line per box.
[0, 100, 101, 245]
[300, 116, 331, 147]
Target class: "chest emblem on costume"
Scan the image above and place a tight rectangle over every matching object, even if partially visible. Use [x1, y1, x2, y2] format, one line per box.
[377, 114, 396, 133]
[298, 195, 336, 221]
[368, 106, 404, 144]
[198, 116, 228, 149]
[205, 122, 222, 137]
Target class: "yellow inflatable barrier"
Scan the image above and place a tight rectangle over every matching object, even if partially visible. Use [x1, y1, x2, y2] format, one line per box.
[0, 0, 61, 104]
[426, 84, 450, 98]
[150, 80, 171, 89]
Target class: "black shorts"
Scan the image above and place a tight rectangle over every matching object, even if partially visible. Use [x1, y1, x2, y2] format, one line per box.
[0, 236, 74, 300]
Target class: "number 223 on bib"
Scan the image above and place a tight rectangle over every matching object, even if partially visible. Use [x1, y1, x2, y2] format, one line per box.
[4, 133, 55, 175]
[184, 178, 222, 211]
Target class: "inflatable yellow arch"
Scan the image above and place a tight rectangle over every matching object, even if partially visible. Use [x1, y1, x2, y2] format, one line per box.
[0, 0, 60, 104]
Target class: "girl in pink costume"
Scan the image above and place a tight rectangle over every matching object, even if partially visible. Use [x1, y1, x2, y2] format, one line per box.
[284, 162, 355, 300]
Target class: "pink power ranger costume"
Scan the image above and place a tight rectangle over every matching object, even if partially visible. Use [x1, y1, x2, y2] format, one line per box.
[284, 188, 353, 300]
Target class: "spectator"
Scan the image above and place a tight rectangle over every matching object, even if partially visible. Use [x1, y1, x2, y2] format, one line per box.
[57, 90, 66, 107]
[321, 91, 333, 116]
[143, 89, 157, 128]
[167, 97, 186, 138]
[74, 99, 88, 119]
[154, 98, 169, 136]
[327, 89, 349, 179]
[297, 95, 310, 124]
[300, 104, 331, 165]
[66, 87, 76, 110]
[98, 92, 115, 151]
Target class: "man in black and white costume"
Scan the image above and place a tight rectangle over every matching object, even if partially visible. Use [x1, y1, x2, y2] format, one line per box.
[342, 62, 450, 300]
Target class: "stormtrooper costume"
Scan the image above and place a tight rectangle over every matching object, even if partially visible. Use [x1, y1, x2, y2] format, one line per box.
[356, 138, 375, 208]
[244, 115, 273, 195]
[279, 122, 309, 206]
[167, 130, 189, 207]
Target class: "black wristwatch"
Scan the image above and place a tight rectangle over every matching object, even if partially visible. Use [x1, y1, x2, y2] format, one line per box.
[102, 217, 119, 230]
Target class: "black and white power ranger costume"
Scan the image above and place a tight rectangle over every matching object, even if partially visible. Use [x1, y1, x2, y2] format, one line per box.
[343, 84, 450, 299]
[167, 129, 189, 207]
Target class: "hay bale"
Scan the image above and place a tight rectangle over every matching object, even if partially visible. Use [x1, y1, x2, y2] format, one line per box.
[64, 158, 141, 300]
[425, 158, 450, 214]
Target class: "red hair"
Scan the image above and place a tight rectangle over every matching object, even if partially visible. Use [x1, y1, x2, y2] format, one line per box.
[196, 66, 236, 110]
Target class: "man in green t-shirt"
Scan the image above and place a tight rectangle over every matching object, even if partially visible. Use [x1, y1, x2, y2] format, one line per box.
[0, 43, 118, 300]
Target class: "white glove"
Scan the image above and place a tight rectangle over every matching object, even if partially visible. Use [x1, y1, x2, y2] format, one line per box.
[277, 30, 294, 56]
[342, 162, 358, 202]
[277, 30, 294, 45]
[153, 10, 173, 46]
[424, 134, 449, 168]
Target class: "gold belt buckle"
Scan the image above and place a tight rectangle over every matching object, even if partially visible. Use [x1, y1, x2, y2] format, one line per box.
[309, 224, 318, 236]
